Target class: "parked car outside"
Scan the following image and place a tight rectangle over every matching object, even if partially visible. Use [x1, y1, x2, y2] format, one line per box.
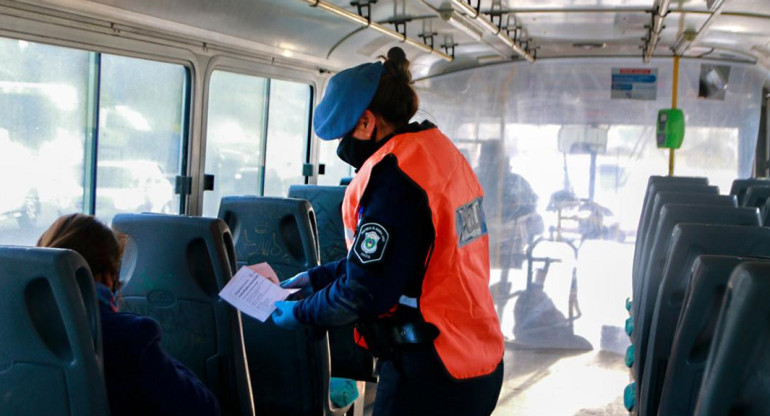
[96, 160, 175, 220]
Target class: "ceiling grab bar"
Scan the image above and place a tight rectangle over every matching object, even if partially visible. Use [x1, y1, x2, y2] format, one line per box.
[300, 0, 454, 62]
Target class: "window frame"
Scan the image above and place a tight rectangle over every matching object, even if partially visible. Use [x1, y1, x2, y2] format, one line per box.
[198, 56, 316, 214]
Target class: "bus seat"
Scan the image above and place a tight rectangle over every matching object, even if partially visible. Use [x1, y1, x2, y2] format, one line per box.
[633, 209, 760, 381]
[112, 213, 255, 416]
[729, 178, 770, 206]
[632, 181, 714, 299]
[218, 196, 354, 416]
[632, 191, 728, 322]
[287, 185, 347, 264]
[0, 246, 110, 416]
[633, 176, 708, 265]
[632, 192, 735, 306]
[636, 224, 770, 414]
[636, 184, 717, 268]
[287, 185, 377, 383]
[657, 255, 760, 416]
[742, 185, 770, 209]
[763, 198, 770, 226]
[218, 196, 319, 278]
[693, 261, 770, 416]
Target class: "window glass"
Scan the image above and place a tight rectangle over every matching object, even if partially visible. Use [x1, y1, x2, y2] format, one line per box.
[317, 139, 352, 186]
[0, 38, 89, 245]
[263, 80, 311, 196]
[203, 71, 267, 217]
[95, 54, 187, 223]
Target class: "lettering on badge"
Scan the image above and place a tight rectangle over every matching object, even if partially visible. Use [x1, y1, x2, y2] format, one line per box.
[353, 222, 390, 264]
[456, 197, 488, 247]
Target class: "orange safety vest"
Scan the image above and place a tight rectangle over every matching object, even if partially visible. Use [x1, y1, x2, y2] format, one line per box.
[342, 127, 504, 380]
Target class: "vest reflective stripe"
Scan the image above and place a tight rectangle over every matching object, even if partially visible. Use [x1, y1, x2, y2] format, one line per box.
[342, 127, 504, 379]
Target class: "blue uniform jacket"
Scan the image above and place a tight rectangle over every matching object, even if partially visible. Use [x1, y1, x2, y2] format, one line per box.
[294, 121, 435, 326]
[97, 284, 220, 416]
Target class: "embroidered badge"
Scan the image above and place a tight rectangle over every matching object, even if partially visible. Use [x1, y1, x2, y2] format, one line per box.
[353, 222, 390, 264]
[456, 197, 488, 247]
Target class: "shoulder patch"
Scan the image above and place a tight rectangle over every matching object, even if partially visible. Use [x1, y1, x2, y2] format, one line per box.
[456, 197, 487, 247]
[353, 222, 390, 264]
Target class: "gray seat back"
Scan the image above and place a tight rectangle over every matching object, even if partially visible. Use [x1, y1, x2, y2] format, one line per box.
[763, 198, 770, 226]
[742, 185, 770, 209]
[694, 261, 770, 416]
[632, 202, 749, 343]
[633, 177, 708, 268]
[658, 255, 760, 416]
[636, 224, 770, 411]
[729, 178, 770, 205]
[287, 185, 377, 382]
[634, 211, 760, 379]
[287, 185, 347, 264]
[112, 213, 254, 416]
[633, 181, 713, 294]
[218, 196, 350, 416]
[633, 192, 735, 303]
[0, 246, 109, 416]
[219, 196, 320, 278]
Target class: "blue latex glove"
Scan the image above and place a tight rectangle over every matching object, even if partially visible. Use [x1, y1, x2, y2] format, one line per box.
[272, 300, 303, 330]
[281, 271, 313, 299]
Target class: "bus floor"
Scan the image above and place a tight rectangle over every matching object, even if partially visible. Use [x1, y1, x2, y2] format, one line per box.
[361, 348, 629, 416]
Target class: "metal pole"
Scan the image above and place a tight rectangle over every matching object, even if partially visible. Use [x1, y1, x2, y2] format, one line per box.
[669, 55, 680, 176]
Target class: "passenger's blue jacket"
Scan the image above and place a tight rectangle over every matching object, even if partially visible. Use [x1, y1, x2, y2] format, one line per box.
[97, 284, 220, 416]
[294, 121, 435, 326]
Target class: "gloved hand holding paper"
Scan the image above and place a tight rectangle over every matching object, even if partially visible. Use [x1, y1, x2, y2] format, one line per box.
[219, 266, 298, 322]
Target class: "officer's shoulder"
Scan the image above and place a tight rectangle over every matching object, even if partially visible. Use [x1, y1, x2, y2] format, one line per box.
[370, 153, 399, 174]
[366, 156, 423, 199]
[370, 155, 411, 184]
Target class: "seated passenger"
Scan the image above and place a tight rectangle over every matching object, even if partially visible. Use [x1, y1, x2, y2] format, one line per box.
[476, 140, 543, 268]
[37, 213, 220, 416]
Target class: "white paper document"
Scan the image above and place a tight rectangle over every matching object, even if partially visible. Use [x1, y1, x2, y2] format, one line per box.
[219, 266, 297, 322]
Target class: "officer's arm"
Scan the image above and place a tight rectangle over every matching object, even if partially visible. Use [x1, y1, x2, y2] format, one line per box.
[306, 258, 347, 291]
[294, 157, 432, 327]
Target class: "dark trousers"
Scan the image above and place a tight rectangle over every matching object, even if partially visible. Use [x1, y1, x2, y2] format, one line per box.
[372, 345, 504, 416]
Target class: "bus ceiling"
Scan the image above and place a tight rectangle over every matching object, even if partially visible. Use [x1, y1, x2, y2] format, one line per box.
[4, 0, 770, 78]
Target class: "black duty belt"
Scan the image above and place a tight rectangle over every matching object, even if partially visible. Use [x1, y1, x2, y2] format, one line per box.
[391, 322, 439, 345]
[356, 321, 439, 360]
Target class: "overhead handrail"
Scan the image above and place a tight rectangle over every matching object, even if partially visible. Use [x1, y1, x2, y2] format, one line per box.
[451, 0, 535, 63]
[672, 0, 730, 56]
[301, 0, 453, 62]
[643, 0, 670, 63]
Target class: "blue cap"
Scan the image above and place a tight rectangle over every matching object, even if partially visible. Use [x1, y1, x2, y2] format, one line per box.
[313, 62, 384, 140]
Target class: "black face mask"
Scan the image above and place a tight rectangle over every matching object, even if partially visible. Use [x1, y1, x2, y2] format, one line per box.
[336, 127, 379, 169]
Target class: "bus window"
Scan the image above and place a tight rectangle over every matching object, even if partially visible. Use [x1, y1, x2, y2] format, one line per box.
[313, 74, 353, 186]
[316, 137, 353, 186]
[203, 71, 268, 217]
[263, 80, 311, 196]
[95, 54, 187, 223]
[0, 37, 89, 246]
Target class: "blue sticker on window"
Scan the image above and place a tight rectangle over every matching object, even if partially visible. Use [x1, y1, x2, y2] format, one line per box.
[353, 222, 390, 264]
[456, 197, 487, 247]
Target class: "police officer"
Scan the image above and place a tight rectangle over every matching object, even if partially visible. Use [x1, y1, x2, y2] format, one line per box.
[270, 47, 504, 416]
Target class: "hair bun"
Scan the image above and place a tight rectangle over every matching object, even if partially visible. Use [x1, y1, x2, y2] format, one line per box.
[384, 47, 411, 83]
[387, 47, 407, 63]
